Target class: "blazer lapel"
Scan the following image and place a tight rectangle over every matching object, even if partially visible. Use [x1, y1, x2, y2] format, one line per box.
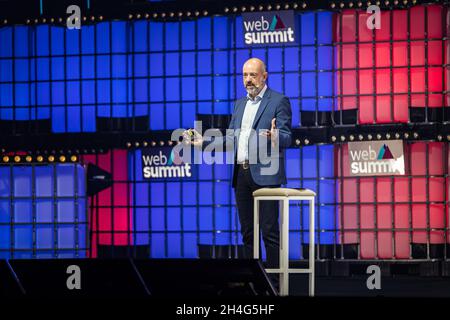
[234, 97, 247, 128]
[251, 88, 271, 129]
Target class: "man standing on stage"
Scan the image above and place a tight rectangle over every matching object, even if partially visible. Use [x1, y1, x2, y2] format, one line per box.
[184, 58, 292, 288]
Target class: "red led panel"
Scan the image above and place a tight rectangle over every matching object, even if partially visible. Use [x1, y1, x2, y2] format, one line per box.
[335, 5, 447, 124]
[336, 142, 447, 259]
[82, 150, 133, 257]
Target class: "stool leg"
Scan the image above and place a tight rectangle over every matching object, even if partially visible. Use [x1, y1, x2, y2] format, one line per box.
[253, 198, 259, 259]
[309, 197, 315, 297]
[281, 198, 289, 296]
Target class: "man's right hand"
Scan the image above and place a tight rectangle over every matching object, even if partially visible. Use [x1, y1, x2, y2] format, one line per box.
[182, 129, 203, 147]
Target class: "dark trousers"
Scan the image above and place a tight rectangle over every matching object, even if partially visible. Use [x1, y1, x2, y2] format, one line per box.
[234, 165, 280, 287]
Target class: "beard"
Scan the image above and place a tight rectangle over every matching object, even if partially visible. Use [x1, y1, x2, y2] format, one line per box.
[245, 83, 261, 96]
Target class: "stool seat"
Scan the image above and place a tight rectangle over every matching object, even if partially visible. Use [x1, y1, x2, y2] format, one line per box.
[253, 188, 316, 197]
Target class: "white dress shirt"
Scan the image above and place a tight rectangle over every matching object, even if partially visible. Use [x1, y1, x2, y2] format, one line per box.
[237, 84, 267, 163]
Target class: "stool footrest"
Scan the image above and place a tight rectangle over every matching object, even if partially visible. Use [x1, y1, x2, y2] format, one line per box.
[266, 268, 313, 274]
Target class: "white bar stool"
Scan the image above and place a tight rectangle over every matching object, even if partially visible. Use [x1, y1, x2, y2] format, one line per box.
[252, 188, 316, 296]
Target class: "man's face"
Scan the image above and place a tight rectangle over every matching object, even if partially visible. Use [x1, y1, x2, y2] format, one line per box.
[242, 62, 267, 97]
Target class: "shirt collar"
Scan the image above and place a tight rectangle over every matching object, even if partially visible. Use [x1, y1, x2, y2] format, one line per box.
[247, 84, 267, 102]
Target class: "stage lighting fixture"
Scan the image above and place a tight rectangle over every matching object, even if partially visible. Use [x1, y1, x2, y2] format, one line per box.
[413, 132, 418, 139]
[203, 10, 208, 16]
[447, 135, 450, 141]
[126, 142, 132, 148]
[153, 13, 158, 18]
[293, 3, 298, 9]
[437, 135, 442, 141]
[331, 3, 336, 8]
[151, 141, 157, 147]
[404, 133, 409, 139]
[331, 136, 337, 142]
[169, 12, 174, 18]
[267, 5, 272, 10]
[377, 134, 382, 140]
[143, 141, 148, 147]
[71, 156, 78, 162]
[284, 4, 290, 9]
[349, 135, 355, 141]
[224, 7, 229, 12]
[295, 139, 301, 145]
[395, 133, 400, 139]
[340, 135, 346, 142]
[302, 2, 307, 8]
[241, 6, 247, 12]
[159, 141, 165, 146]
[358, 135, 364, 140]
[349, 2, 354, 8]
[48, 156, 55, 162]
[367, 134, 373, 140]
[304, 139, 310, 145]
[386, 133, 391, 139]
[194, 11, 199, 16]
[3, 156, 9, 163]
[276, 4, 281, 10]
[26, 156, 32, 163]
[60, 156, 66, 163]
[232, 7, 237, 12]
[37, 156, 43, 163]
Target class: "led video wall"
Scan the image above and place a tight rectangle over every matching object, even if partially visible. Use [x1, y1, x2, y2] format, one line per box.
[0, 4, 448, 259]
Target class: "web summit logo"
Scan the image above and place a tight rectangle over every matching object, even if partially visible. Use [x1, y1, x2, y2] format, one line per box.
[243, 11, 296, 46]
[349, 140, 405, 176]
[142, 148, 192, 179]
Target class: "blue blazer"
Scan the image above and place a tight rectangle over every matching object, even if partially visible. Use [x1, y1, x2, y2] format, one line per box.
[229, 87, 292, 188]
